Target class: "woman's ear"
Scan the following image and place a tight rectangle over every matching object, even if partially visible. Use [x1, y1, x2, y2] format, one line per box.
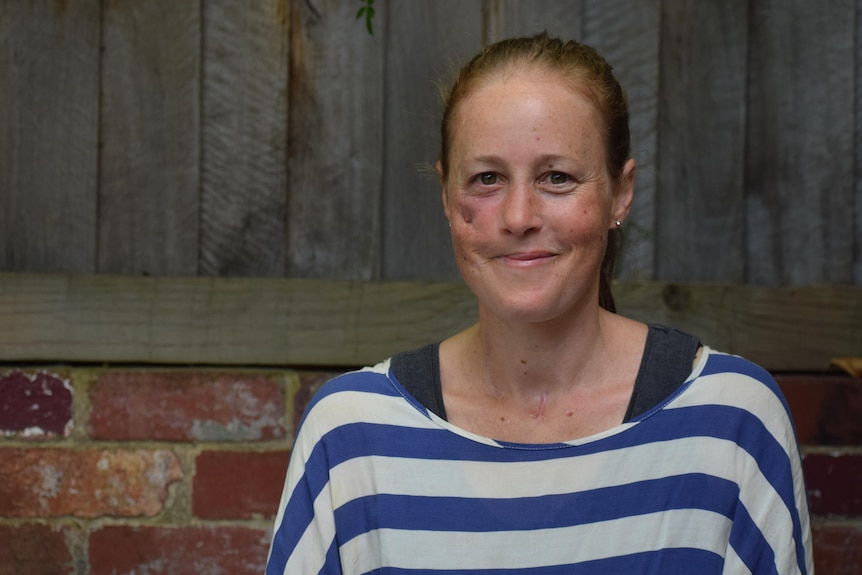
[611, 158, 636, 227]
[437, 160, 451, 221]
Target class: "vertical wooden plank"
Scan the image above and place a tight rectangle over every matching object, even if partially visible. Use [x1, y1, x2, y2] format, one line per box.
[746, 0, 855, 286]
[381, 0, 484, 281]
[583, 0, 661, 281]
[0, 1, 99, 273]
[286, 0, 384, 280]
[485, 0, 582, 42]
[200, 0, 289, 277]
[99, 0, 200, 276]
[857, 0, 862, 285]
[656, 0, 748, 282]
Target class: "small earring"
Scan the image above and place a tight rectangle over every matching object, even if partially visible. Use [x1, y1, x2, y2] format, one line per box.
[615, 220, 622, 228]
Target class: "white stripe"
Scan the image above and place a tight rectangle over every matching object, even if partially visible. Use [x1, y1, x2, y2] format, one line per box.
[330, 435, 763, 503]
[669, 359, 798, 456]
[329, 436, 797, 573]
[341, 508, 731, 573]
[668, 357, 810, 573]
[305, 388, 439, 436]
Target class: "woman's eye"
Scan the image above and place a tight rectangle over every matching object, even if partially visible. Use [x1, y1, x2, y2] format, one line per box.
[547, 172, 569, 185]
[478, 173, 498, 185]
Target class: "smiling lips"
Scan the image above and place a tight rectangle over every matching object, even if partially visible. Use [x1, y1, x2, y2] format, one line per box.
[499, 251, 557, 265]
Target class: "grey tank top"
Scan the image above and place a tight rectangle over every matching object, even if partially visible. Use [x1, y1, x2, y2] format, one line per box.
[390, 324, 701, 423]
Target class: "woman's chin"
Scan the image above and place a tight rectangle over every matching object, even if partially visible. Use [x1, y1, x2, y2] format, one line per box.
[478, 294, 579, 326]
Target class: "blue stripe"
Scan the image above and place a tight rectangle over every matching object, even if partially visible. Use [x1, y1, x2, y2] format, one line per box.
[296, 370, 404, 431]
[364, 547, 725, 574]
[334, 474, 738, 540]
[729, 502, 778, 575]
[308, 403, 790, 466]
[320, 538, 342, 575]
[272, 361, 808, 574]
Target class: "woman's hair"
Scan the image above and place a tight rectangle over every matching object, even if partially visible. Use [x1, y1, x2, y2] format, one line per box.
[439, 32, 630, 312]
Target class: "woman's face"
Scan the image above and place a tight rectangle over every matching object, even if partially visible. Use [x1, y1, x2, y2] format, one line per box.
[440, 69, 634, 325]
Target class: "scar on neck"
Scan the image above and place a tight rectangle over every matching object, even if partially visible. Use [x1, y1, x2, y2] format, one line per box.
[531, 392, 548, 421]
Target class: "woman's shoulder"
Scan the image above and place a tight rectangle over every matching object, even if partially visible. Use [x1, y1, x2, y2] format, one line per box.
[681, 347, 795, 427]
[296, 358, 435, 440]
[303, 360, 396, 413]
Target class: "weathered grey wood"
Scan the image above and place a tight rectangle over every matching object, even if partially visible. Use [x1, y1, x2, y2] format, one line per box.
[0, 273, 859, 371]
[199, 0, 290, 277]
[857, 0, 862, 284]
[583, 0, 660, 281]
[746, 0, 856, 286]
[615, 282, 862, 373]
[381, 0, 484, 281]
[485, 0, 582, 42]
[285, 0, 384, 280]
[0, 273, 478, 367]
[657, 0, 748, 282]
[98, 0, 200, 276]
[0, 0, 99, 273]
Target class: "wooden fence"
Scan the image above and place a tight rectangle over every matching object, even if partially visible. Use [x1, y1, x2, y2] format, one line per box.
[2, 0, 859, 284]
[1, 0, 860, 369]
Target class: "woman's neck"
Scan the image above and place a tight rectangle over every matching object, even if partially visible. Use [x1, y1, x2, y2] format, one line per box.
[466, 305, 612, 400]
[440, 309, 648, 442]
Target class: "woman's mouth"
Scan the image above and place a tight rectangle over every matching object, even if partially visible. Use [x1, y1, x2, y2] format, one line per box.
[499, 251, 556, 265]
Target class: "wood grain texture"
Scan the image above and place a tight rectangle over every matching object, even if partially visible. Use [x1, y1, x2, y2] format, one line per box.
[615, 282, 862, 372]
[285, 0, 384, 280]
[0, 273, 858, 371]
[857, 0, 862, 284]
[746, 0, 856, 286]
[657, 0, 748, 282]
[380, 0, 483, 281]
[0, 0, 100, 273]
[583, 0, 661, 281]
[98, 0, 200, 276]
[0, 273, 478, 367]
[200, 0, 290, 277]
[485, 0, 582, 42]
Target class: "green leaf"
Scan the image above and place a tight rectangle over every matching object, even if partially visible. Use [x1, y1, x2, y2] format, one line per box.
[366, 10, 374, 35]
[357, 7, 366, 19]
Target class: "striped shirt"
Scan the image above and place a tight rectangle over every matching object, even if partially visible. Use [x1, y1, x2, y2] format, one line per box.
[266, 347, 813, 574]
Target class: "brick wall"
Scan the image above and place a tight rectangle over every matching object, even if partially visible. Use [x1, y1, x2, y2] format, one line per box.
[1, 367, 860, 574]
[0, 367, 336, 575]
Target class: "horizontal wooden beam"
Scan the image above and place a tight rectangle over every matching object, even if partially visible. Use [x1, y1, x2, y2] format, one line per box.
[0, 273, 859, 371]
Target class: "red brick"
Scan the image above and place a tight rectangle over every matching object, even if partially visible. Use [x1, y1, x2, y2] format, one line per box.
[0, 524, 73, 575]
[0, 371, 73, 438]
[88, 371, 285, 441]
[89, 526, 270, 575]
[776, 375, 862, 445]
[804, 453, 862, 517]
[193, 450, 289, 519]
[812, 522, 862, 575]
[294, 371, 342, 436]
[0, 447, 182, 518]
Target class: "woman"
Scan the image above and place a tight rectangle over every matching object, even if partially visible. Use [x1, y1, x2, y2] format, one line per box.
[266, 33, 812, 574]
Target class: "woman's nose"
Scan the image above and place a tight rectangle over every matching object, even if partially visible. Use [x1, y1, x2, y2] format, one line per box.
[500, 183, 542, 236]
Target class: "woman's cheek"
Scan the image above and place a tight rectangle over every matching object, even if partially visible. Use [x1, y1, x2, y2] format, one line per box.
[456, 197, 478, 225]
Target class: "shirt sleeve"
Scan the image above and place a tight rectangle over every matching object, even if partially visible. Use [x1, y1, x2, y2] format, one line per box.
[265, 404, 342, 575]
[721, 364, 814, 574]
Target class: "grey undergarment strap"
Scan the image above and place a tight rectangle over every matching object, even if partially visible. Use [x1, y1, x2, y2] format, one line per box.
[390, 324, 700, 423]
[391, 342, 447, 420]
[622, 324, 701, 421]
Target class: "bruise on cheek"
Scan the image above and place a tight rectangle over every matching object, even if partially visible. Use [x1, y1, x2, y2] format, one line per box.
[456, 199, 476, 224]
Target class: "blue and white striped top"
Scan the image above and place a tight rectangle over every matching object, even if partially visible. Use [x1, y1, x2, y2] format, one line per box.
[266, 347, 812, 574]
